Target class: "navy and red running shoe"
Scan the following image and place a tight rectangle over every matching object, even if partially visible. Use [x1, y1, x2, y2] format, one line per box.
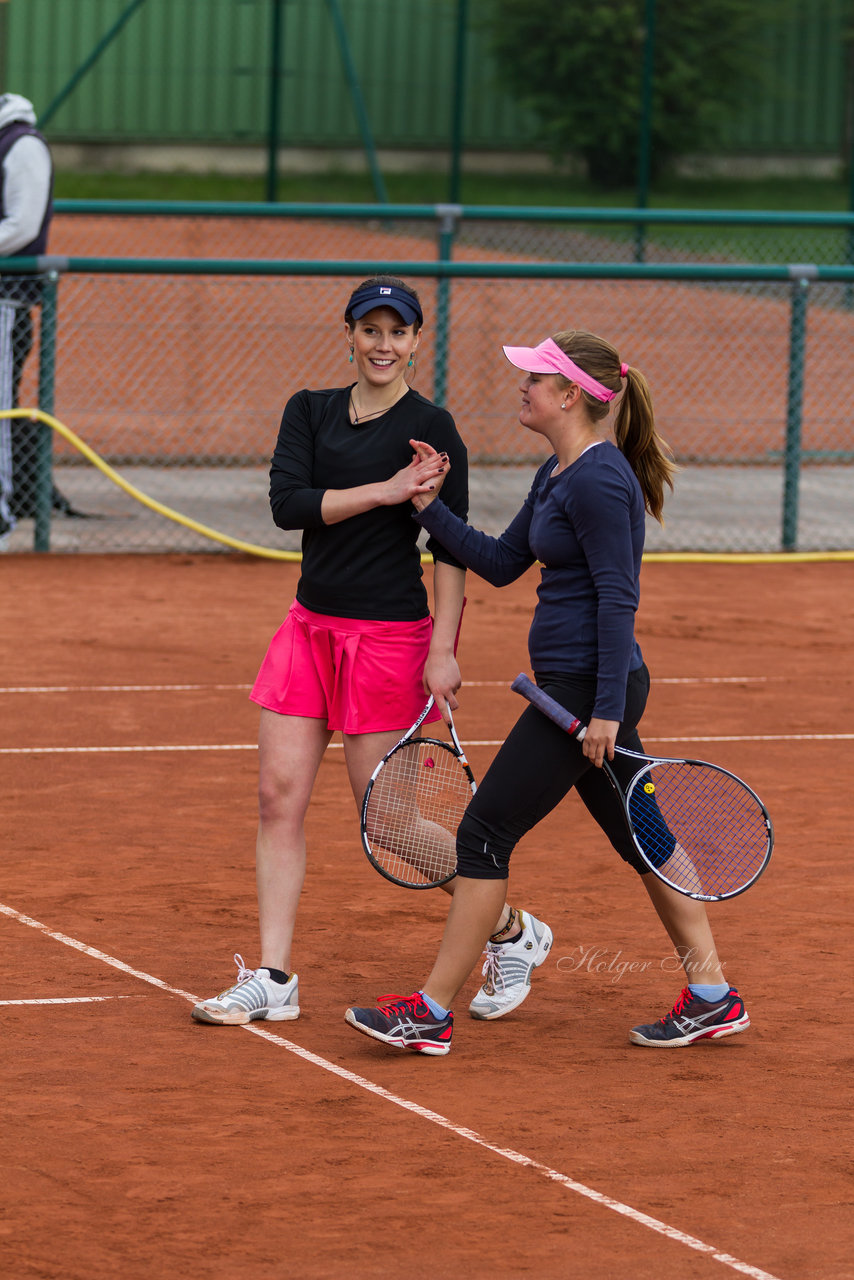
[345, 992, 453, 1056]
[629, 986, 750, 1047]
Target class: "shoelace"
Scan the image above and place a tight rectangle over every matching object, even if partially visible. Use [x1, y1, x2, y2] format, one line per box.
[210, 954, 258, 1003]
[480, 944, 506, 994]
[663, 987, 694, 1022]
[375, 992, 422, 1016]
[232, 953, 256, 986]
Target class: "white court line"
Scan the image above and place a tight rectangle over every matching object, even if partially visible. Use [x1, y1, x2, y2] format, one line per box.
[646, 734, 854, 743]
[1, 732, 852, 756]
[0, 744, 259, 755]
[0, 897, 783, 1280]
[443, 733, 852, 745]
[0, 683, 253, 694]
[0, 677, 780, 694]
[0, 903, 200, 1000]
[0, 995, 145, 1005]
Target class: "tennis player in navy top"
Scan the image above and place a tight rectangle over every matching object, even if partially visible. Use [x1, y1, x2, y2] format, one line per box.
[345, 328, 750, 1055]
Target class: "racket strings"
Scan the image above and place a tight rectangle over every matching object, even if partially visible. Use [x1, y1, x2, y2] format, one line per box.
[628, 761, 770, 897]
[363, 740, 471, 886]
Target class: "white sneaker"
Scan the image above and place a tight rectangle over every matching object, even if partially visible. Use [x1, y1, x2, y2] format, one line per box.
[192, 954, 300, 1025]
[468, 910, 553, 1020]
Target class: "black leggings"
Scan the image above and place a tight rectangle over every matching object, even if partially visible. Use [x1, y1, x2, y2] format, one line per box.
[456, 665, 651, 879]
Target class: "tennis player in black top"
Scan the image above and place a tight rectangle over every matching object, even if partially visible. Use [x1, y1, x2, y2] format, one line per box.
[193, 277, 553, 1026]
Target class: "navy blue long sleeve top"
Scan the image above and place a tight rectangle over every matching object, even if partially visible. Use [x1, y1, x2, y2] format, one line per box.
[414, 441, 646, 721]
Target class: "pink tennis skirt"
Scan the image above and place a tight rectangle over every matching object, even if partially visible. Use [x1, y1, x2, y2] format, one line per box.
[250, 600, 443, 735]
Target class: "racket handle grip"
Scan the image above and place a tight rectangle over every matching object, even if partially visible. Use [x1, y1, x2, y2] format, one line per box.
[510, 673, 587, 740]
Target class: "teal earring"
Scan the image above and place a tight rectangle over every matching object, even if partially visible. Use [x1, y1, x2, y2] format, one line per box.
[408, 354, 414, 367]
[349, 347, 354, 363]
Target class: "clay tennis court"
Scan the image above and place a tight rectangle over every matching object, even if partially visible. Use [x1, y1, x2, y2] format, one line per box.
[2, 552, 851, 1279]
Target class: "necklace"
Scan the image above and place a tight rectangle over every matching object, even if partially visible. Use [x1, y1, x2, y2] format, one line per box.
[349, 387, 405, 425]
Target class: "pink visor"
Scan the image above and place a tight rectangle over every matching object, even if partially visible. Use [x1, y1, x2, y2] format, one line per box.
[502, 337, 617, 403]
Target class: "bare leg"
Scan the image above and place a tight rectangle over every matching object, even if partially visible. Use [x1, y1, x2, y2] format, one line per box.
[420, 876, 508, 1011]
[256, 709, 332, 973]
[342, 732, 513, 937]
[642, 873, 727, 986]
[341, 729, 409, 808]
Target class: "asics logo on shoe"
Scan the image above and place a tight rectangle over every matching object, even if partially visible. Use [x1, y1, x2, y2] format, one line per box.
[344, 995, 453, 1055]
[630, 987, 747, 1047]
[388, 1016, 451, 1046]
[392, 1017, 431, 1041]
[672, 1007, 732, 1033]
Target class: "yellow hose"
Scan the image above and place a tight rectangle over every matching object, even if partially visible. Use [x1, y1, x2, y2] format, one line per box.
[644, 548, 854, 563]
[0, 407, 301, 560]
[2, 408, 851, 563]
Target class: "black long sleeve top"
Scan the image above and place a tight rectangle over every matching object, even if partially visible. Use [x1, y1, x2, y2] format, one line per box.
[269, 385, 468, 621]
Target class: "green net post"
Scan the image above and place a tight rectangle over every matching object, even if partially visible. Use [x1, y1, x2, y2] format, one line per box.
[433, 206, 460, 407]
[634, 0, 657, 264]
[448, 0, 469, 205]
[34, 271, 58, 553]
[325, 0, 388, 204]
[265, 0, 285, 204]
[781, 269, 812, 552]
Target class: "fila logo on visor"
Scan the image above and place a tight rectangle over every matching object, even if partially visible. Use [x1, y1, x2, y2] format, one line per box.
[380, 287, 391, 294]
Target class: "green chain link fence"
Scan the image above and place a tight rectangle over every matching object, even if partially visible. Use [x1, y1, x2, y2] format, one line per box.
[2, 202, 852, 557]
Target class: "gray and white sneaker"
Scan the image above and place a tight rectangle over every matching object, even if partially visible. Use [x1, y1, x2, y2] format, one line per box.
[468, 910, 553, 1020]
[192, 953, 300, 1025]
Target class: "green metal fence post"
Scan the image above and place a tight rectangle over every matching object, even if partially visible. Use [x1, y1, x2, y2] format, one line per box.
[781, 268, 814, 553]
[634, 0, 656, 264]
[265, 0, 285, 204]
[846, 121, 854, 308]
[34, 271, 59, 553]
[0, 0, 9, 94]
[433, 206, 460, 407]
[39, 0, 149, 128]
[325, 0, 388, 204]
[448, 0, 470, 204]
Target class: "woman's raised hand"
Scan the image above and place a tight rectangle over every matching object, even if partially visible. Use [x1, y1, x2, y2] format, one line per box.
[378, 439, 449, 508]
[407, 439, 450, 511]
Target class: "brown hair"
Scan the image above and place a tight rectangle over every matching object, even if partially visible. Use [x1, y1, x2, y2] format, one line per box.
[551, 329, 676, 523]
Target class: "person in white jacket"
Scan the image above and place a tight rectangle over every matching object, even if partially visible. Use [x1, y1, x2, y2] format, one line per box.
[0, 93, 81, 542]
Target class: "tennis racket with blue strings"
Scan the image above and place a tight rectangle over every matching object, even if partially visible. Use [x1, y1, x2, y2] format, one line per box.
[511, 673, 773, 902]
